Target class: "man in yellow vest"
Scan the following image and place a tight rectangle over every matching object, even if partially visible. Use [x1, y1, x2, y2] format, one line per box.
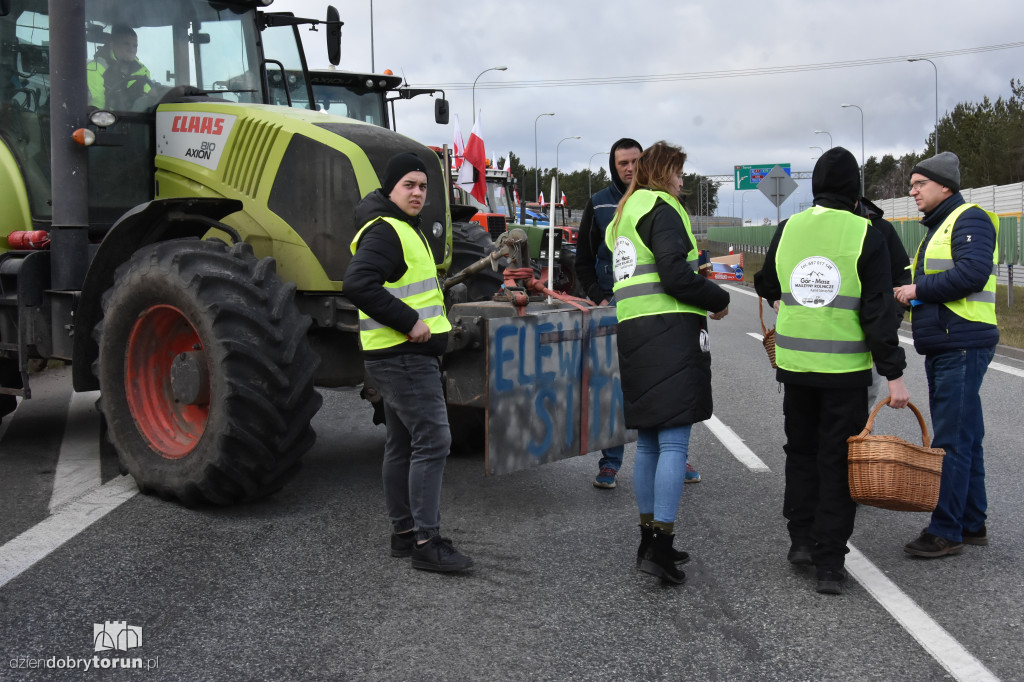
[895, 151, 999, 558]
[755, 147, 909, 595]
[345, 152, 472, 573]
[86, 24, 152, 110]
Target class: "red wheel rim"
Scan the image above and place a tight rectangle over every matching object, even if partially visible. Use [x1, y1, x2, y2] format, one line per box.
[125, 305, 209, 459]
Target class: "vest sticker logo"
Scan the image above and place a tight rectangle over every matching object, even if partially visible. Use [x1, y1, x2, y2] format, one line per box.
[789, 256, 840, 308]
[612, 236, 638, 282]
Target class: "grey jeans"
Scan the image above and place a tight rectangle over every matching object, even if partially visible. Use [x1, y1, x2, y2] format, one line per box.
[363, 354, 452, 535]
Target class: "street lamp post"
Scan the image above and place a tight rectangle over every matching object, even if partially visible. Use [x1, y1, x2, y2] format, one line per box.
[741, 191, 750, 224]
[471, 66, 507, 122]
[809, 145, 823, 158]
[555, 136, 581, 218]
[534, 113, 554, 200]
[814, 129, 832, 149]
[908, 57, 939, 153]
[841, 103, 865, 196]
[587, 151, 604, 198]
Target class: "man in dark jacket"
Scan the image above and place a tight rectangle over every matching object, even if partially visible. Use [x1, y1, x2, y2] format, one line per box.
[345, 152, 472, 573]
[755, 147, 909, 595]
[576, 138, 701, 487]
[894, 151, 999, 558]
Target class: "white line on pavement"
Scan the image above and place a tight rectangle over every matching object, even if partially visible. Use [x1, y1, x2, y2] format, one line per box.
[846, 544, 1000, 682]
[703, 414, 771, 472]
[723, 283, 758, 298]
[747, 332, 764, 342]
[0, 475, 139, 589]
[898, 334, 1024, 378]
[48, 390, 102, 512]
[0, 396, 22, 444]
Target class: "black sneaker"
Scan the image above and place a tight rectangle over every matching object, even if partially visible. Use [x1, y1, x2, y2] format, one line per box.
[411, 536, 474, 573]
[390, 531, 415, 558]
[787, 543, 814, 566]
[904, 529, 963, 558]
[816, 568, 847, 595]
[962, 526, 988, 546]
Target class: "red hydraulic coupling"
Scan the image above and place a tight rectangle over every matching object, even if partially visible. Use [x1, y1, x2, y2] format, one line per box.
[7, 230, 51, 250]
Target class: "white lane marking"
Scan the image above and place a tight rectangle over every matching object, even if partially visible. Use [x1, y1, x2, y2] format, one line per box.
[703, 414, 771, 472]
[0, 475, 139, 589]
[898, 334, 1024, 378]
[846, 544, 1000, 682]
[747, 332, 764, 342]
[0, 396, 22, 444]
[723, 283, 758, 298]
[48, 390, 102, 512]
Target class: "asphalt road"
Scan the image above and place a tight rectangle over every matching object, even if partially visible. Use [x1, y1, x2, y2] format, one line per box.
[1, 284, 1022, 681]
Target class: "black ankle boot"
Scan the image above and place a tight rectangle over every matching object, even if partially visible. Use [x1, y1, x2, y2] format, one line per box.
[637, 525, 690, 569]
[639, 531, 687, 584]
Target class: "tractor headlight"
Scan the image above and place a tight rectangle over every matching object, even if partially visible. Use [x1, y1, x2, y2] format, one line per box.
[432, 221, 443, 239]
[89, 110, 117, 128]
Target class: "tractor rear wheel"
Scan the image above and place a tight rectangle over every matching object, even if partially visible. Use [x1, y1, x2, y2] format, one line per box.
[94, 239, 322, 506]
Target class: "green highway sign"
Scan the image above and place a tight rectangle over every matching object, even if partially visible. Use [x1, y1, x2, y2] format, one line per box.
[735, 163, 791, 190]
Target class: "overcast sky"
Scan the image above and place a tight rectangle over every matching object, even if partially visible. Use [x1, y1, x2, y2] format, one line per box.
[277, 0, 1024, 222]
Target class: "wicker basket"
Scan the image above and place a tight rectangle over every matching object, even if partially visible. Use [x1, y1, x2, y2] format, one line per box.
[847, 399, 945, 512]
[759, 297, 777, 368]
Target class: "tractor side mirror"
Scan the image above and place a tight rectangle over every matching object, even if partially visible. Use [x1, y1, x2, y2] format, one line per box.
[326, 6, 341, 66]
[434, 98, 449, 125]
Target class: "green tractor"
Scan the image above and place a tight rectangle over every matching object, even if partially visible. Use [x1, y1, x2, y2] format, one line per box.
[0, 0, 630, 506]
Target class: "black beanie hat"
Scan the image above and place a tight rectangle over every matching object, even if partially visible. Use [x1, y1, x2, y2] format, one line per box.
[811, 147, 861, 202]
[911, 151, 961, 192]
[381, 152, 428, 196]
[608, 138, 643, 194]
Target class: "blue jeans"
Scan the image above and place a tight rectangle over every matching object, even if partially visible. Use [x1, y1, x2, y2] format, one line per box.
[633, 425, 692, 523]
[925, 347, 994, 542]
[363, 354, 452, 535]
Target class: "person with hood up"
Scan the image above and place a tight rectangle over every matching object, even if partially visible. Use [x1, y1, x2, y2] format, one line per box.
[344, 152, 473, 573]
[894, 151, 1000, 558]
[576, 138, 702, 489]
[605, 141, 730, 585]
[754, 147, 909, 595]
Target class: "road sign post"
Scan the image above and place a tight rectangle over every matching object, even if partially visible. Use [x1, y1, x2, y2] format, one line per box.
[758, 165, 799, 225]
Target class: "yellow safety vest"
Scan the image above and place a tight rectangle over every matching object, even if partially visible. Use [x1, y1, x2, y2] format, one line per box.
[774, 206, 872, 373]
[910, 203, 999, 325]
[604, 189, 704, 322]
[349, 216, 451, 351]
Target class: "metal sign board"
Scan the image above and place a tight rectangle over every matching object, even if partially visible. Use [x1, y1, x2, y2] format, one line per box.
[758, 165, 799, 207]
[485, 306, 633, 475]
[735, 163, 791, 190]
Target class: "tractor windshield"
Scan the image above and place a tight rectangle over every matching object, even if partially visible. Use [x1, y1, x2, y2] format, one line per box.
[84, 0, 267, 111]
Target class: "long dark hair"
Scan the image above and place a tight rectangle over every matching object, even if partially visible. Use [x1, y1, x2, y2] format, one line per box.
[611, 140, 687, 231]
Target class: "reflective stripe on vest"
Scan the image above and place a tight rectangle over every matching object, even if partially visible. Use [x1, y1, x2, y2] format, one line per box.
[911, 203, 999, 324]
[604, 189, 706, 321]
[349, 216, 452, 350]
[774, 206, 872, 373]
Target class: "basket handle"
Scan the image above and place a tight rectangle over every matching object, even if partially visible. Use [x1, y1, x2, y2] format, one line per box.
[858, 397, 931, 447]
[758, 297, 772, 336]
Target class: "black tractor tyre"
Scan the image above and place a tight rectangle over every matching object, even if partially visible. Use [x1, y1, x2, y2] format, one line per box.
[93, 239, 323, 506]
[449, 221, 506, 301]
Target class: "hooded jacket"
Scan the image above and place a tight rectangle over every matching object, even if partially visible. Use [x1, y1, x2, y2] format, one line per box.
[616, 197, 730, 429]
[908, 192, 999, 354]
[754, 149, 905, 387]
[575, 139, 640, 302]
[344, 189, 449, 358]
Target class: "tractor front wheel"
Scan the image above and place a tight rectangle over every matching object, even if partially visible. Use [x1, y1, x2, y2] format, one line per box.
[94, 239, 322, 505]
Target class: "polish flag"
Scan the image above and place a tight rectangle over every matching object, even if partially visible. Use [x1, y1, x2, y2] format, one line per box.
[502, 152, 512, 178]
[452, 115, 466, 170]
[560, 191, 567, 206]
[514, 188, 520, 204]
[456, 111, 487, 204]
[538, 191, 545, 205]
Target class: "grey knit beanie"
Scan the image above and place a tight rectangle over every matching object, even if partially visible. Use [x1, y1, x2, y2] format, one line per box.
[911, 151, 961, 192]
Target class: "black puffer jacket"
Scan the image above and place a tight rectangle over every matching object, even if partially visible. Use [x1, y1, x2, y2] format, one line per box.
[617, 199, 730, 429]
[344, 190, 448, 359]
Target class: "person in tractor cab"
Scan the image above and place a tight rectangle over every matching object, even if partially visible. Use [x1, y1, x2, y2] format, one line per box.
[345, 152, 473, 574]
[86, 24, 152, 110]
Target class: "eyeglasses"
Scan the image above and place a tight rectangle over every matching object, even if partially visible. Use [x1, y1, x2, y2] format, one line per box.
[909, 179, 931, 191]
